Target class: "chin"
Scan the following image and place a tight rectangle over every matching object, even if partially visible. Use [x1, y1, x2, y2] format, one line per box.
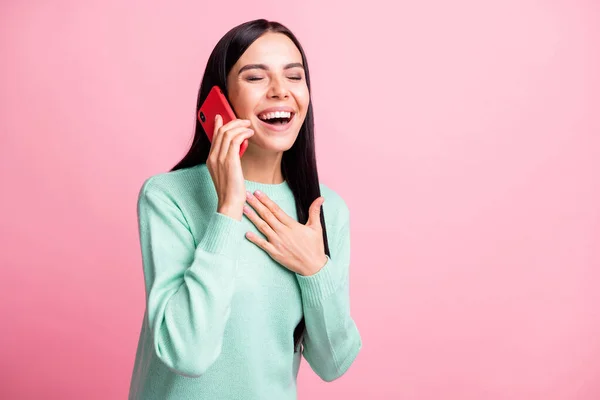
[251, 135, 297, 153]
[249, 120, 302, 151]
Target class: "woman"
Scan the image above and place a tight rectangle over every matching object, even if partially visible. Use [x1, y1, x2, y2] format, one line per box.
[128, 18, 362, 399]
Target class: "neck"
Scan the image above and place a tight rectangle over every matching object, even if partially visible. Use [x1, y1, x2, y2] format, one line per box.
[240, 145, 285, 184]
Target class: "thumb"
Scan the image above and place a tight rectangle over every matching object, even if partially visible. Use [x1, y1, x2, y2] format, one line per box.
[307, 197, 325, 228]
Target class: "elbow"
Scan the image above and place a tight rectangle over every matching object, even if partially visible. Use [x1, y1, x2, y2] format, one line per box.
[154, 336, 223, 378]
[174, 365, 211, 379]
[163, 361, 206, 379]
[318, 370, 343, 383]
[317, 363, 353, 382]
[317, 338, 363, 382]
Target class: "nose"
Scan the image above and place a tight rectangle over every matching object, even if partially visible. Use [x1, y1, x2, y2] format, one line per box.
[267, 76, 289, 99]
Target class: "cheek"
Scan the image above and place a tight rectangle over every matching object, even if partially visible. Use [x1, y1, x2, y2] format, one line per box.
[295, 88, 310, 111]
[230, 88, 260, 117]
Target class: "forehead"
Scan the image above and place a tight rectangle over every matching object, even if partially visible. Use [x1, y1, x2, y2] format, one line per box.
[236, 32, 303, 66]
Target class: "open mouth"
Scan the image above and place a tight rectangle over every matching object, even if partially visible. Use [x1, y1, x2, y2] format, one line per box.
[257, 111, 295, 127]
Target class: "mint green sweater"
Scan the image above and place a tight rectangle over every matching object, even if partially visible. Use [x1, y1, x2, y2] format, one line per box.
[128, 163, 362, 399]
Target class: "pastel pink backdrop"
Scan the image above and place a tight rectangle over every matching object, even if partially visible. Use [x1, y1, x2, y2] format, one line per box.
[1, 0, 598, 399]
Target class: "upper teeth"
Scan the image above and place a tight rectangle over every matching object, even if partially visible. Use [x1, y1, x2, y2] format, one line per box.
[259, 111, 292, 120]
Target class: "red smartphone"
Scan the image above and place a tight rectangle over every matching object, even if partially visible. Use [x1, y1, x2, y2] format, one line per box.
[197, 85, 248, 157]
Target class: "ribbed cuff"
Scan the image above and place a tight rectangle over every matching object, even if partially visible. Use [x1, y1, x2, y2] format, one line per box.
[198, 211, 245, 256]
[295, 256, 340, 308]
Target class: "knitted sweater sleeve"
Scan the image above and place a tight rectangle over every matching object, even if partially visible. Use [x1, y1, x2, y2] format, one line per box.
[295, 199, 362, 382]
[136, 179, 246, 378]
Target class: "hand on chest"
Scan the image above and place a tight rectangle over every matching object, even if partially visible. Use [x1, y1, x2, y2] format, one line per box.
[236, 214, 300, 291]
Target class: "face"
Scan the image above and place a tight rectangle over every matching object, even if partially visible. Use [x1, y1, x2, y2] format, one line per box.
[226, 32, 310, 153]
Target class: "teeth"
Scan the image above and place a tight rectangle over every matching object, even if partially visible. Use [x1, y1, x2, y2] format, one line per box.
[259, 111, 292, 120]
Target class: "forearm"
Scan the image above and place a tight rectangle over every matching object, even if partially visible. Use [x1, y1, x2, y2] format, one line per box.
[139, 186, 246, 377]
[296, 256, 362, 381]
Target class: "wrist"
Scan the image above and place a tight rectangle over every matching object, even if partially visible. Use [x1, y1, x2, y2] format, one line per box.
[299, 254, 328, 276]
[217, 204, 243, 221]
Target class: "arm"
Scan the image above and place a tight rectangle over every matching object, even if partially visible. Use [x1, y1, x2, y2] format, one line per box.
[137, 179, 246, 378]
[295, 204, 362, 382]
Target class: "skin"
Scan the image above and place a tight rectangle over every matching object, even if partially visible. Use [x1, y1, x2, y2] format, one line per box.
[222, 32, 327, 276]
[226, 31, 310, 184]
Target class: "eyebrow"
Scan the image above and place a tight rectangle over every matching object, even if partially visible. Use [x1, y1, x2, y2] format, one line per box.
[237, 62, 304, 75]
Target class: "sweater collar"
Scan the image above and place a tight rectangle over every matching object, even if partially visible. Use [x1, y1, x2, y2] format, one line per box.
[196, 163, 294, 201]
[243, 177, 293, 200]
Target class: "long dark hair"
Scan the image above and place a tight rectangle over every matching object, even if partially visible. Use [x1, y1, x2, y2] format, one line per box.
[171, 19, 330, 352]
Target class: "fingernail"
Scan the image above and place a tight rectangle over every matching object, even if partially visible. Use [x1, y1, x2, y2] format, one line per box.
[243, 205, 250, 214]
[254, 190, 262, 197]
[246, 191, 252, 199]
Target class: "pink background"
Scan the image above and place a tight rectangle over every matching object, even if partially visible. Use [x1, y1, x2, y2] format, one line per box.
[1, 0, 599, 399]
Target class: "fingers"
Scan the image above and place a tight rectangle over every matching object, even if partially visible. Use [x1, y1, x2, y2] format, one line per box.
[245, 191, 287, 231]
[244, 230, 276, 254]
[209, 115, 252, 163]
[249, 191, 295, 227]
[307, 197, 325, 228]
[227, 129, 253, 160]
[218, 127, 253, 164]
[243, 204, 277, 241]
[210, 114, 225, 157]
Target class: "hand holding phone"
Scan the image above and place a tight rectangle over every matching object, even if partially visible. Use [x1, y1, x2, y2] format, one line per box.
[198, 86, 249, 157]
[199, 86, 254, 220]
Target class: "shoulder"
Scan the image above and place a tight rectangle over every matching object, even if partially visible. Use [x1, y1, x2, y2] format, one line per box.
[319, 182, 348, 210]
[138, 168, 187, 199]
[137, 164, 210, 208]
[319, 182, 350, 228]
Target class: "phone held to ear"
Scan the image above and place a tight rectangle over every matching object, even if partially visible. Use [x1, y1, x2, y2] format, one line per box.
[197, 85, 249, 157]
